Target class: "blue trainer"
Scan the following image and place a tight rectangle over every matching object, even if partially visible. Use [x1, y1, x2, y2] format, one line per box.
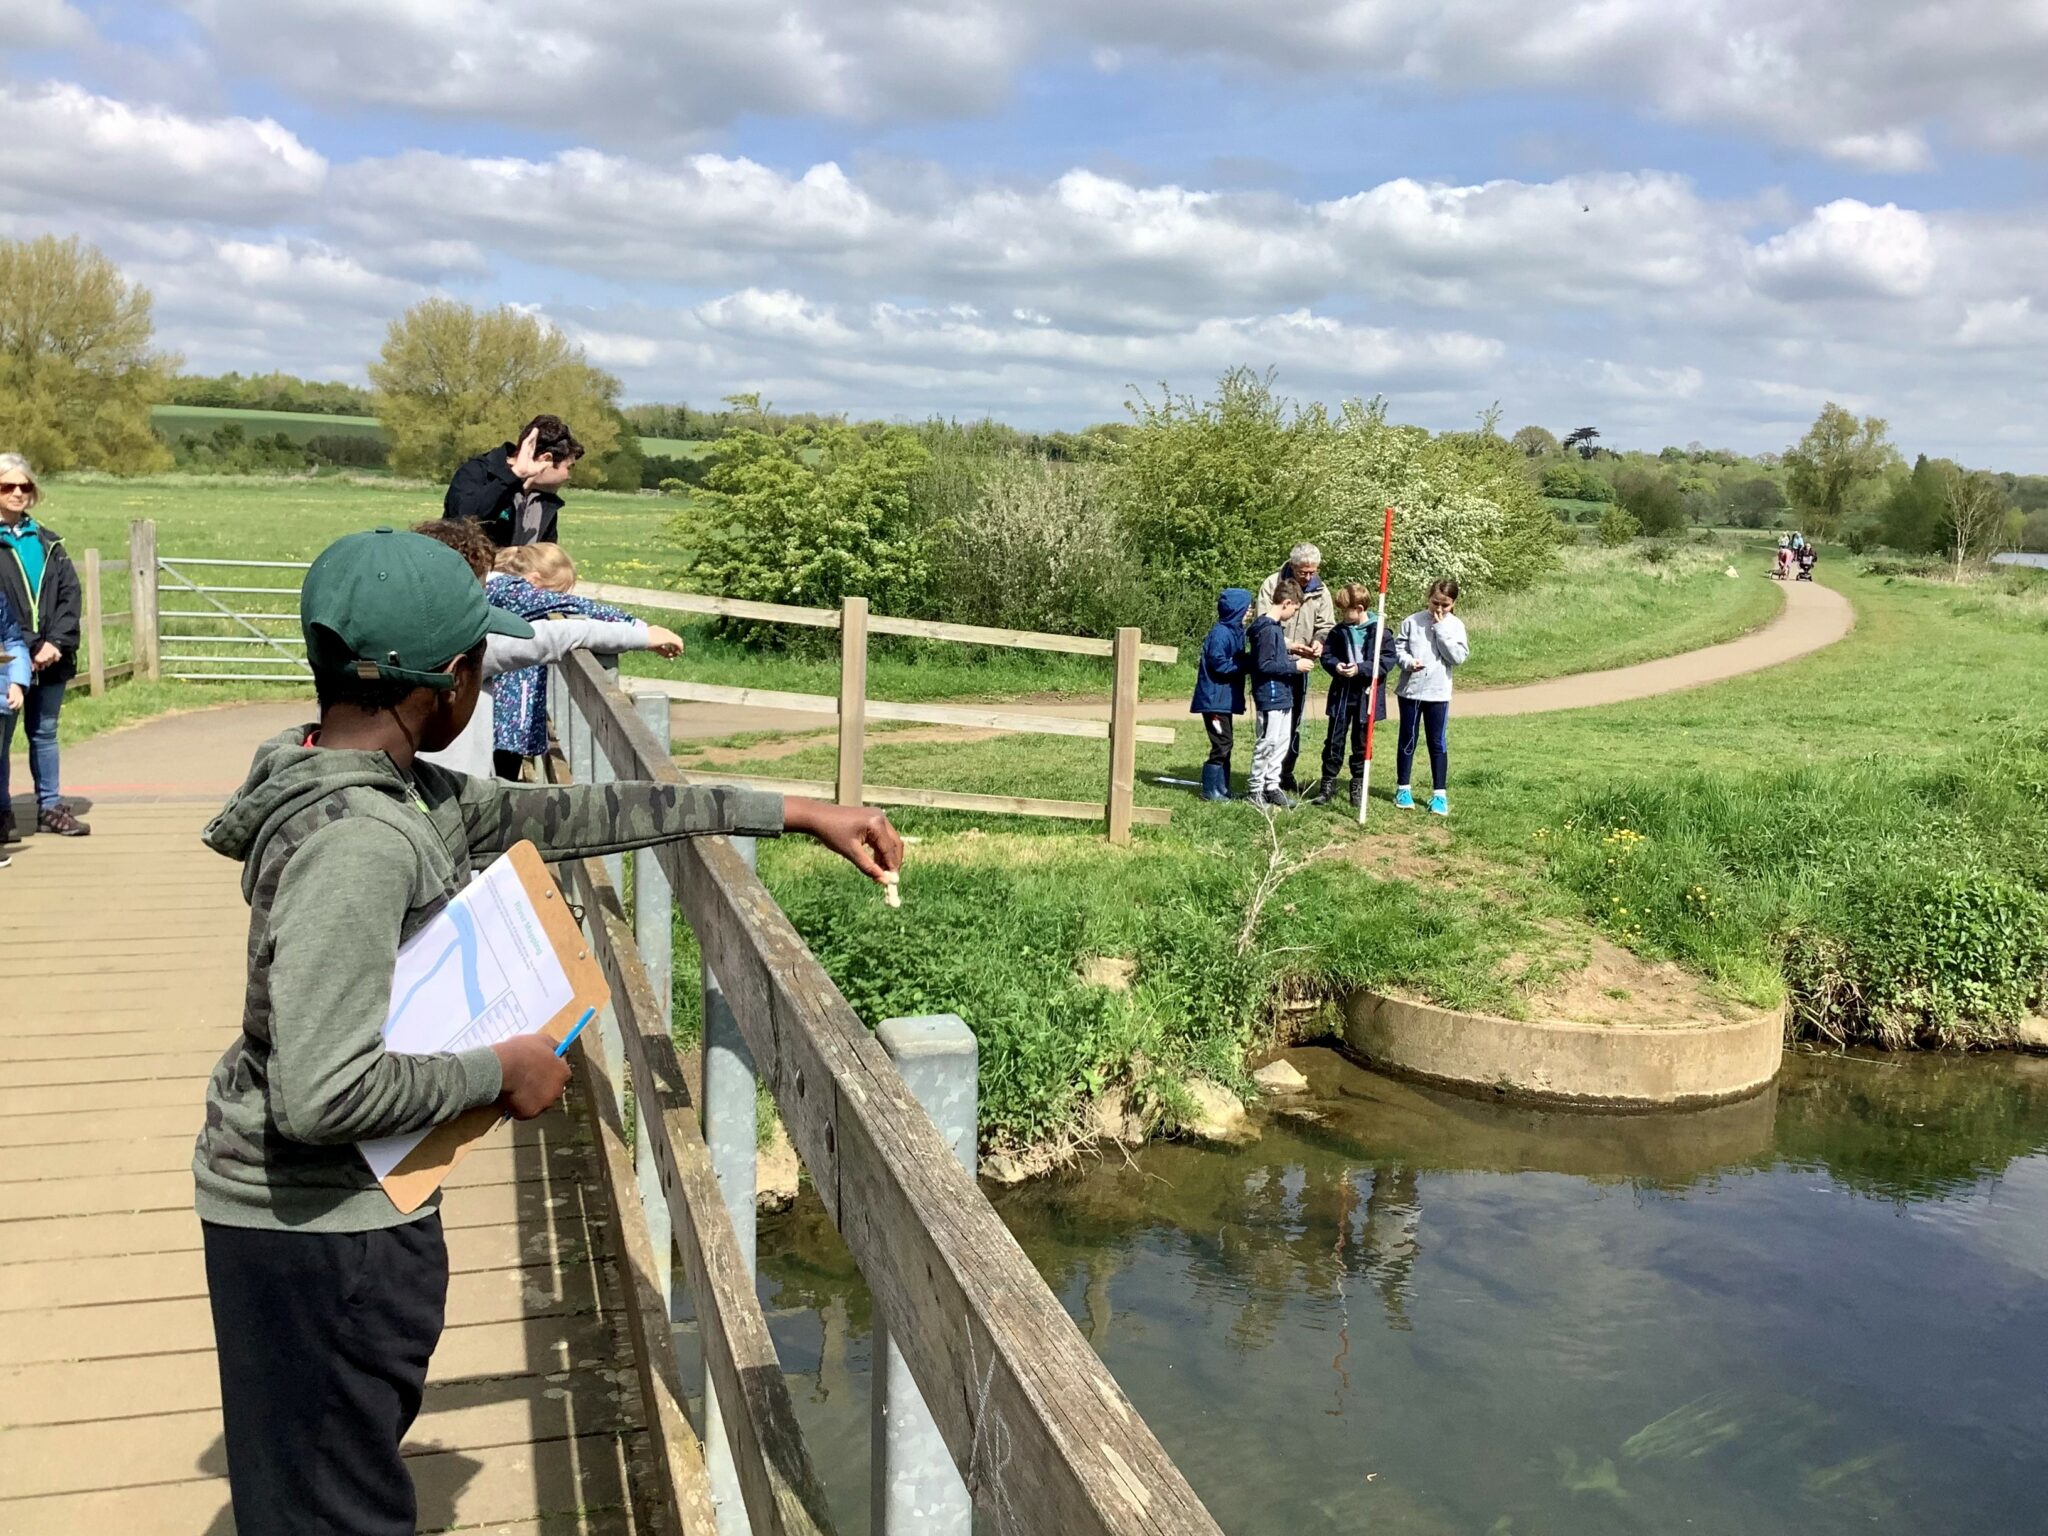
[1393, 786, 1416, 810]
[1429, 791, 1449, 817]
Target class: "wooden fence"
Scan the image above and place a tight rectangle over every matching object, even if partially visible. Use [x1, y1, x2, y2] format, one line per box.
[547, 648, 1224, 1535]
[59, 519, 154, 697]
[579, 580, 1179, 845]
[122, 522, 1183, 844]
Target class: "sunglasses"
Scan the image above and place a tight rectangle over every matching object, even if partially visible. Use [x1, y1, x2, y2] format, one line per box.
[0, 482, 32, 496]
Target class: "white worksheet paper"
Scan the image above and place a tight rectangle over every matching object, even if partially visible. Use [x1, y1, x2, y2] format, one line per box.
[357, 854, 574, 1180]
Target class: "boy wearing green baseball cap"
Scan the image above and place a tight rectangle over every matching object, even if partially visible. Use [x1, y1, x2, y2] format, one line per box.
[193, 528, 902, 1534]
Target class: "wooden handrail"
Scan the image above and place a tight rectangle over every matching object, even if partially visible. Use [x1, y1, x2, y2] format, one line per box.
[549, 749, 837, 1536]
[562, 651, 1224, 1536]
[634, 676, 1175, 745]
[581, 580, 1179, 664]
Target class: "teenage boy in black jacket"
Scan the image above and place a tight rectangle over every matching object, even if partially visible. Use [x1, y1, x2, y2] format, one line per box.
[442, 415, 583, 548]
[1309, 583, 1400, 810]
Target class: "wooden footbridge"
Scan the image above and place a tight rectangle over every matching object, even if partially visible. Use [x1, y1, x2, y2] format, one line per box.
[0, 655, 1224, 1533]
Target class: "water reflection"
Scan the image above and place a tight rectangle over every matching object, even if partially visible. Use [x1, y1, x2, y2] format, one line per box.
[756, 1047, 2048, 1535]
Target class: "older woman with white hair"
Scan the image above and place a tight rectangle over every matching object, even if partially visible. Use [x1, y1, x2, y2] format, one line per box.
[0, 453, 89, 840]
[1254, 541, 1337, 794]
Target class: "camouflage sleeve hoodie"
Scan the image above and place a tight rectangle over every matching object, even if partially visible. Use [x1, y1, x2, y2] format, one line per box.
[192, 725, 784, 1233]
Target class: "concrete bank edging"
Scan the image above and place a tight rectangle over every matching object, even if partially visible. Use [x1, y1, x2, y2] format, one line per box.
[1340, 991, 1786, 1108]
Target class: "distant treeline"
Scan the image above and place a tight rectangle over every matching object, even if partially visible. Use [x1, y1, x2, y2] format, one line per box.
[166, 371, 376, 417]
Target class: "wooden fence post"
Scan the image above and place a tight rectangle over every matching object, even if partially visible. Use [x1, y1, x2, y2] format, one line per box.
[836, 595, 869, 807]
[81, 549, 106, 697]
[128, 519, 160, 682]
[1106, 627, 1141, 845]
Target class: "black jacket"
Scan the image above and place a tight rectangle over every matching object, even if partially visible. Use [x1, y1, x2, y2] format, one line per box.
[0, 520, 82, 688]
[442, 444, 562, 547]
[1319, 618, 1399, 722]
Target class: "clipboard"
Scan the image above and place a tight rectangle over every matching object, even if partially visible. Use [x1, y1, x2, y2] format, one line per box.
[370, 840, 610, 1214]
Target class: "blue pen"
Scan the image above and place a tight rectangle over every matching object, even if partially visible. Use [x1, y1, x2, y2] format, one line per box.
[553, 1007, 597, 1058]
[501, 1007, 596, 1122]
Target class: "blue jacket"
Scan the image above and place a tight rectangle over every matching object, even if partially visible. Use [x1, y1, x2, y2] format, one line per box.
[1320, 617, 1399, 722]
[0, 595, 29, 701]
[1247, 613, 1299, 712]
[1189, 587, 1253, 715]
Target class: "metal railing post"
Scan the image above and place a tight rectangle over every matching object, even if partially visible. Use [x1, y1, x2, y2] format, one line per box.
[592, 655, 625, 892]
[873, 1014, 976, 1536]
[701, 834, 760, 1536]
[630, 689, 677, 1304]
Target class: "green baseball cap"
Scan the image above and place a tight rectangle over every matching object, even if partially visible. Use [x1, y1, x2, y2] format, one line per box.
[301, 528, 532, 690]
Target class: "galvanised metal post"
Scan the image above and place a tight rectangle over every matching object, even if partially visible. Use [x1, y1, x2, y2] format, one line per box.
[873, 1014, 977, 1536]
[630, 689, 677, 1303]
[700, 834, 760, 1536]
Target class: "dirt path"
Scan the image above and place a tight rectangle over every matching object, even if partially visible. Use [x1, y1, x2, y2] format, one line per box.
[652, 577, 1854, 740]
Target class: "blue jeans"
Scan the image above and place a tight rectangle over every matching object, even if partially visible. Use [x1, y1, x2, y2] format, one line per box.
[1, 677, 63, 815]
[1396, 696, 1450, 793]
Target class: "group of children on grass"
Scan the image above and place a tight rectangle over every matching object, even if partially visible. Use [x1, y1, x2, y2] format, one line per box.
[1193, 543, 1470, 816]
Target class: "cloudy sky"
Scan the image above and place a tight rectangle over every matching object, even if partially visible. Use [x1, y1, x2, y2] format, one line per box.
[6, 0, 2046, 464]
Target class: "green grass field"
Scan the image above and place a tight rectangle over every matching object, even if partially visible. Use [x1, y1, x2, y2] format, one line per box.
[151, 405, 388, 445]
[27, 474, 1805, 748]
[716, 561, 2048, 1143]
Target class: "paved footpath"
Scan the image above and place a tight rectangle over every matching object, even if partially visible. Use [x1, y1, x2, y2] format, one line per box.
[644, 575, 1856, 736]
[0, 703, 658, 1534]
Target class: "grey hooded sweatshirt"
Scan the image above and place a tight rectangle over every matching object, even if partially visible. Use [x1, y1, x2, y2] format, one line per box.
[192, 727, 783, 1233]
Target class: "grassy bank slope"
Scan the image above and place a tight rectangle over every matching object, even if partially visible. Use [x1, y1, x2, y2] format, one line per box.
[712, 562, 2047, 1147]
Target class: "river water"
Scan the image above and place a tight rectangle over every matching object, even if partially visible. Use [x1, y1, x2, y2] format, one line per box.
[747, 1048, 2048, 1534]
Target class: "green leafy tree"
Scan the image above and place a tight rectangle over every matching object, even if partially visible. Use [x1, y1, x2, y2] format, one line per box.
[1720, 474, 1786, 529]
[1311, 398, 1560, 613]
[1614, 465, 1686, 536]
[1511, 425, 1558, 458]
[687, 426, 935, 636]
[1783, 403, 1899, 535]
[1879, 454, 1948, 553]
[2020, 510, 2048, 552]
[1115, 367, 1330, 599]
[369, 299, 624, 483]
[0, 235, 174, 473]
[1596, 504, 1640, 547]
[1561, 425, 1601, 460]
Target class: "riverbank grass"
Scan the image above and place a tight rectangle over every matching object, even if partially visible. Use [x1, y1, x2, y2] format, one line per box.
[702, 561, 2048, 1149]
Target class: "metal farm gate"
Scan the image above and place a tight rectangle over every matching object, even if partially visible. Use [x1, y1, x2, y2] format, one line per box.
[156, 555, 311, 682]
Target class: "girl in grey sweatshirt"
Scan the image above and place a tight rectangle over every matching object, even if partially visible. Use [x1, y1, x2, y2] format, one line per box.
[1392, 578, 1470, 814]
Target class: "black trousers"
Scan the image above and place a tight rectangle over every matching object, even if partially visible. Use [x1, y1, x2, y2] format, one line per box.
[1319, 703, 1369, 782]
[492, 749, 527, 782]
[1280, 673, 1309, 787]
[1396, 697, 1451, 792]
[203, 1215, 450, 1536]
[1202, 713, 1234, 769]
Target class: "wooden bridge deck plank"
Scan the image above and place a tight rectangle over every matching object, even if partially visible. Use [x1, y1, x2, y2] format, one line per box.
[0, 797, 657, 1530]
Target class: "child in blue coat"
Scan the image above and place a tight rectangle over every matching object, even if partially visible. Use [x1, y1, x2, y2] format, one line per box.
[1189, 587, 1252, 800]
[1309, 582, 1400, 810]
[0, 595, 29, 868]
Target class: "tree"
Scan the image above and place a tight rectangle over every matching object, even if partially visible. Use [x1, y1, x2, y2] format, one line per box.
[1721, 474, 1786, 529]
[1311, 398, 1561, 614]
[1878, 454, 1947, 553]
[1596, 504, 1640, 546]
[1942, 466, 2012, 578]
[687, 425, 934, 633]
[1511, 425, 1558, 458]
[0, 235, 174, 473]
[1783, 403, 1899, 536]
[1614, 465, 1685, 536]
[1561, 426, 1600, 460]
[1116, 367, 1330, 598]
[369, 299, 624, 483]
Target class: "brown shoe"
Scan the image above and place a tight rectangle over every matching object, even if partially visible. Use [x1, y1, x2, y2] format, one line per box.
[38, 803, 90, 837]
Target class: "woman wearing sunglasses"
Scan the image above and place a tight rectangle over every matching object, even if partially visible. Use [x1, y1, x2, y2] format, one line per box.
[0, 454, 88, 841]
